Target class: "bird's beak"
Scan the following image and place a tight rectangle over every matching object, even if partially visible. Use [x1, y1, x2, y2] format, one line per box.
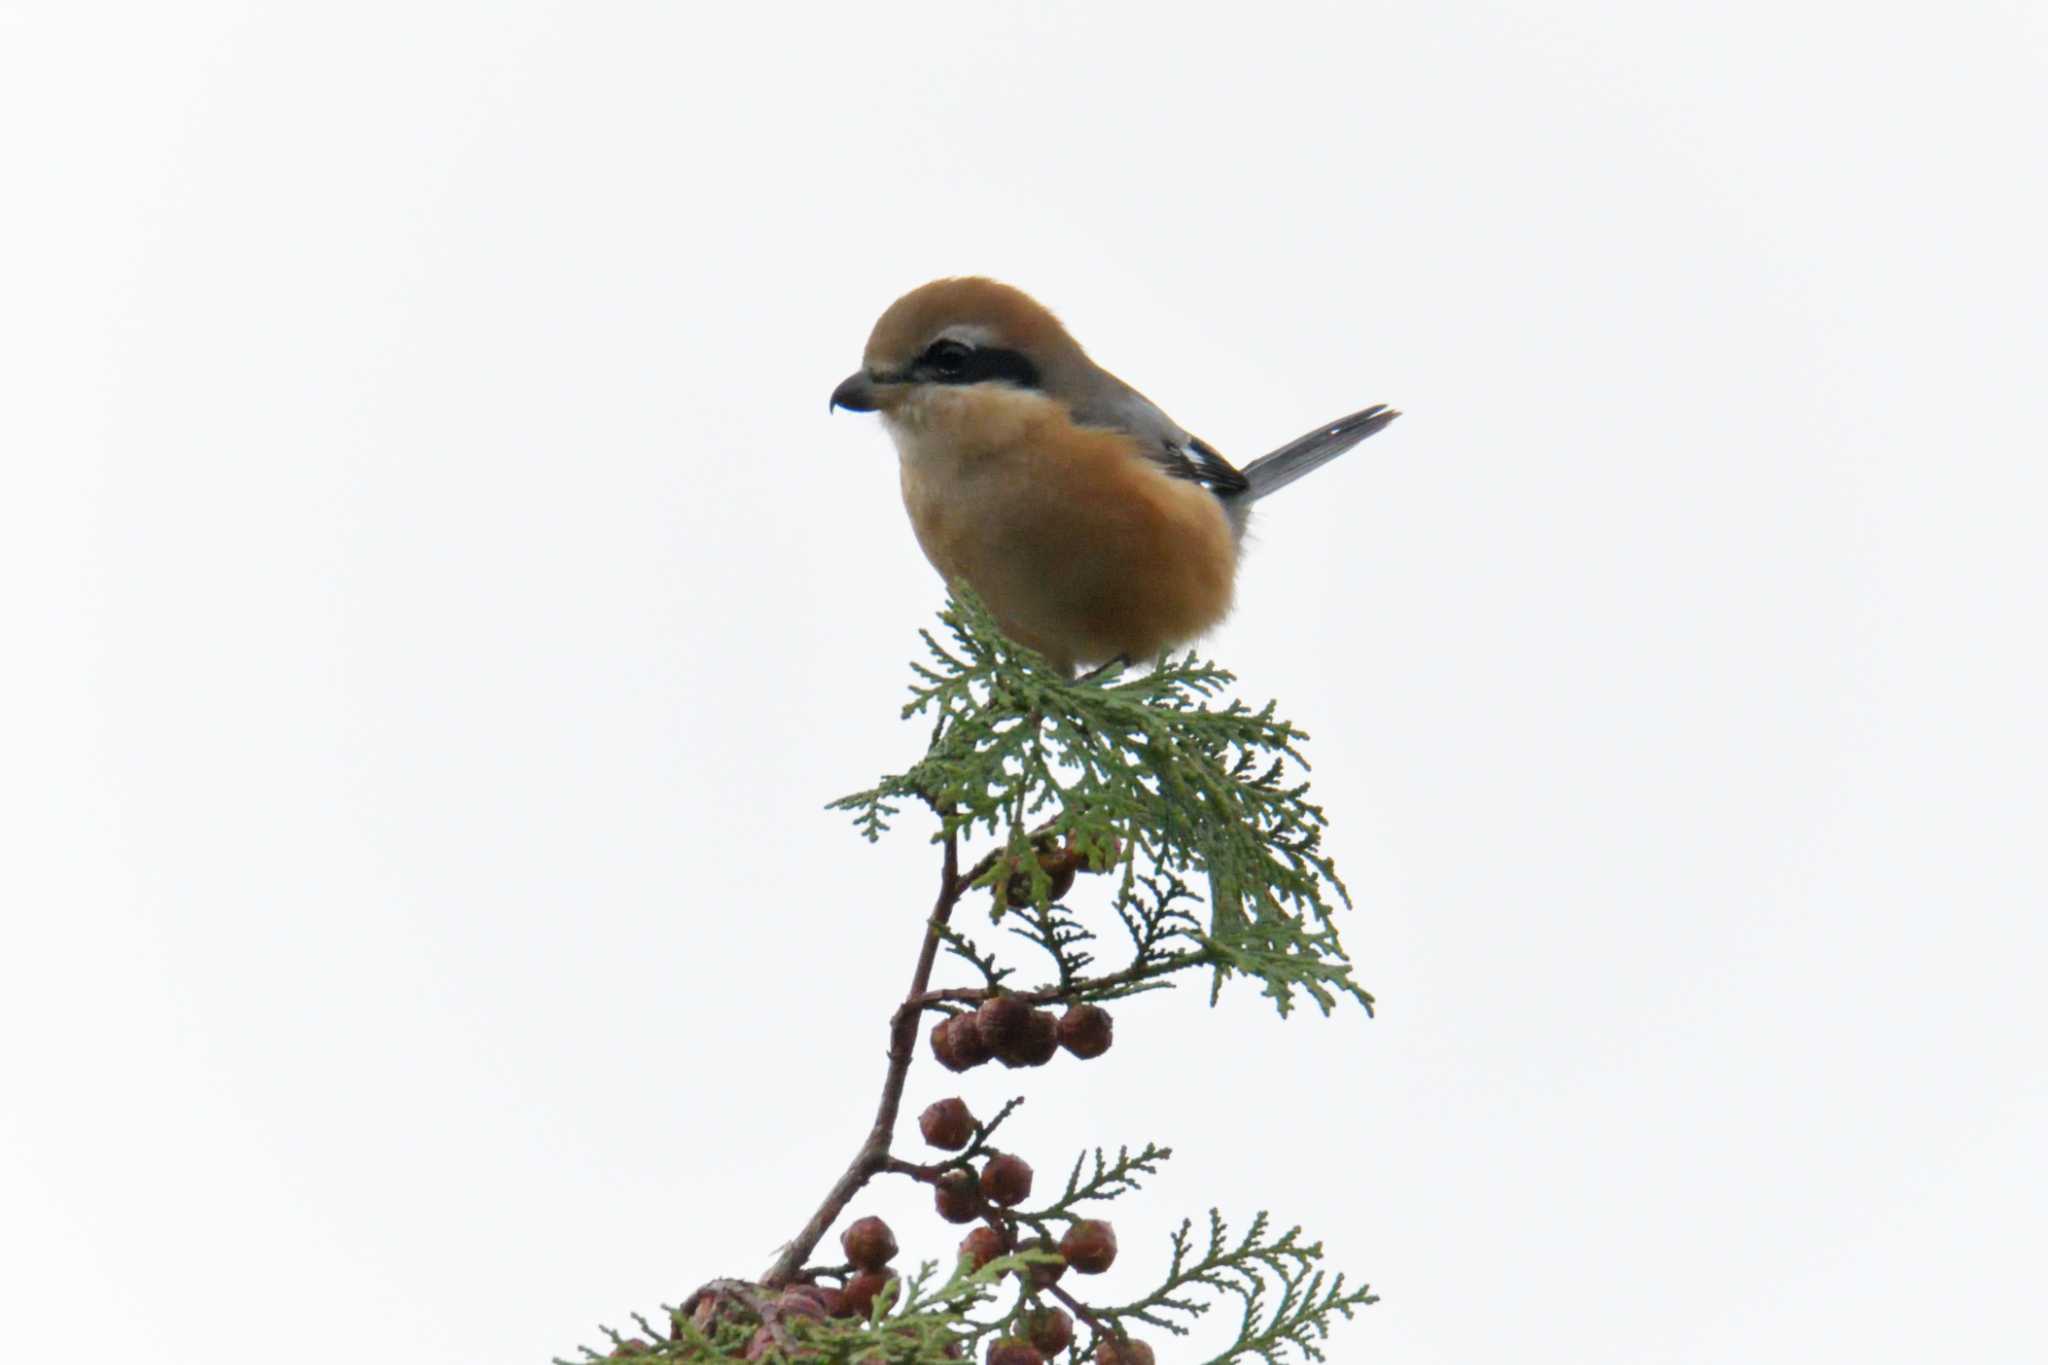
[830, 370, 880, 413]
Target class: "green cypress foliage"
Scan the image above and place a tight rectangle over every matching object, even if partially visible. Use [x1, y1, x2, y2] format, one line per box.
[832, 588, 1371, 1017]
[563, 590, 1376, 1364]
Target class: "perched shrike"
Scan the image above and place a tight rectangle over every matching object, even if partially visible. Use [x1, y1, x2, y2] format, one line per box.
[831, 278, 1398, 675]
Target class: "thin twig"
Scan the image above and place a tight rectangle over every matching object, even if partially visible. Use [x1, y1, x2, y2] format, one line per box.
[1048, 1280, 1114, 1335]
[759, 820, 964, 1286]
[880, 1155, 946, 1182]
[909, 949, 1210, 1012]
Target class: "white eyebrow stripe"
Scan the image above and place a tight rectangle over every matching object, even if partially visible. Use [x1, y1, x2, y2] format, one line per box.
[933, 324, 1002, 348]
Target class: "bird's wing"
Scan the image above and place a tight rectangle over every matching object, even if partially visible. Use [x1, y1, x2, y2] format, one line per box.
[1068, 380, 1250, 495]
[1156, 434, 1251, 494]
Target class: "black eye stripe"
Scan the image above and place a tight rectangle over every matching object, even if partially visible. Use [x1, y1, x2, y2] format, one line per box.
[909, 343, 1042, 391]
[923, 339, 970, 376]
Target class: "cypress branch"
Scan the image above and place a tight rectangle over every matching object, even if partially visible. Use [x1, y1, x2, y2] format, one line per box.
[563, 589, 1376, 1363]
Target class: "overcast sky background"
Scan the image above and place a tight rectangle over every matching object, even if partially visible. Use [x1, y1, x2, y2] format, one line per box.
[5, 3, 2044, 1362]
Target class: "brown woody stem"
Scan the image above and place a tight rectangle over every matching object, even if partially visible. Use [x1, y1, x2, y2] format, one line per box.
[909, 950, 1209, 1012]
[758, 821, 963, 1287]
[1048, 1280, 1114, 1335]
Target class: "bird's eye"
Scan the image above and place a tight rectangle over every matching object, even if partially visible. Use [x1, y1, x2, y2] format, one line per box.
[924, 340, 971, 380]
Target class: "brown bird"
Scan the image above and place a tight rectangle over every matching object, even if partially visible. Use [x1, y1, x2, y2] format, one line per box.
[831, 278, 1398, 675]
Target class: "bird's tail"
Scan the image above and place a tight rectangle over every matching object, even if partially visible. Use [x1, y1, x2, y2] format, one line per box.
[1238, 403, 1400, 502]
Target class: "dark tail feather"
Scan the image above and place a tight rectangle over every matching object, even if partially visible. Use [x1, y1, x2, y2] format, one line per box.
[1238, 403, 1400, 502]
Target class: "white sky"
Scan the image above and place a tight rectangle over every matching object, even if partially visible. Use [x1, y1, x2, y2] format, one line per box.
[5, 3, 2044, 1362]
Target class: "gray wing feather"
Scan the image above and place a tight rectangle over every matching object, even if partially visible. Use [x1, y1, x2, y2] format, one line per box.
[1068, 379, 1250, 494]
[1065, 370, 1397, 513]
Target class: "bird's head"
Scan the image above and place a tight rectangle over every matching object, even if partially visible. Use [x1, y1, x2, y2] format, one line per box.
[829, 277, 1087, 418]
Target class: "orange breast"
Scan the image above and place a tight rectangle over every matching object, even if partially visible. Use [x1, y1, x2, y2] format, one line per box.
[891, 388, 1238, 673]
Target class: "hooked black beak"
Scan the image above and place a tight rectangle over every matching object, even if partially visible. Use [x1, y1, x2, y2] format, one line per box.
[830, 371, 880, 413]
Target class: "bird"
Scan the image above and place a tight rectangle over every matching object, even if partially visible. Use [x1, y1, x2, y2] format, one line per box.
[829, 277, 1398, 676]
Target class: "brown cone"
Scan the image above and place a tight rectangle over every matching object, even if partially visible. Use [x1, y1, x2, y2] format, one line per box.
[1060, 1219, 1118, 1274]
[1056, 1004, 1114, 1060]
[932, 1013, 993, 1072]
[980, 1153, 1034, 1207]
[987, 1339, 1046, 1365]
[841, 1269, 896, 1319]
[1024, 1305, 1075, 1356]
[841, 1215, 898, 1271]
[1095, 1339, 1155, 1365]
[919, 1097, 977, 1149]
[975, 996, 1033, 1051]
[959, 1224, 1010, 1271]
[997, 1009, 1060, 1068]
